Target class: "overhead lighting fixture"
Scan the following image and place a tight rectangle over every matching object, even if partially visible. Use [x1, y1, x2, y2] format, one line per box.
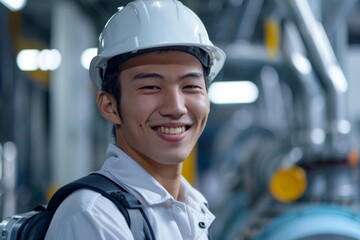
[209, 81, 259, 104]
[16, 49, 62, 71]
[0, 0, 26, 11]
[16, 49, 39, 71]
[38, 49, 62, 71]
[81, 48, 97, 70]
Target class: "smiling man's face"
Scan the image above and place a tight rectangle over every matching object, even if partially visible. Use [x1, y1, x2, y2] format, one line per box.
[114, 50, 210, 169]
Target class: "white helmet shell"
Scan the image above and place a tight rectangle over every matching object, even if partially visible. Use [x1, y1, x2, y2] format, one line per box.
[89, 0, 226, 89]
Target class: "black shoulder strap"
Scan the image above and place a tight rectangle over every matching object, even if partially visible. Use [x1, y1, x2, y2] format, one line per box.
[48, 173, 155, 240]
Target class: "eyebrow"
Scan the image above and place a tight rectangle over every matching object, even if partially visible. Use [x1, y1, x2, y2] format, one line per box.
[132, 72, 204, 81]
[180, 72, 204, 80]
[133, 72, 163, 80]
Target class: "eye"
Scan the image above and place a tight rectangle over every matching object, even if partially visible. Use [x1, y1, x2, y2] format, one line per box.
[185, 85, 200, 89]
[139, 85, 161, 94]
[183, 85, 203, 92]
[141, 86, 160, 90]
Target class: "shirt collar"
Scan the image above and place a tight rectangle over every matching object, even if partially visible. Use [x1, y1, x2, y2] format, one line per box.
[100, 144, 208, 207]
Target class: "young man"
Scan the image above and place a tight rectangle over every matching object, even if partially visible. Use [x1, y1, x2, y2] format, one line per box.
[46, 0, 225, 239]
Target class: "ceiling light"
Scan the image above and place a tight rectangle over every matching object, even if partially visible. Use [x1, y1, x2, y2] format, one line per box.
[0, 0, 26, 11]
[38, 49, 62, 71]
[81, 48, 97, 70]
[17, 49, 62, 71]
[16, 49, 40, 71]
[209, 81, 259, 104]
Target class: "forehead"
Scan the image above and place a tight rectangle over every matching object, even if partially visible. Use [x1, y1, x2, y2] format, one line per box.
[120, 50, 203, 71]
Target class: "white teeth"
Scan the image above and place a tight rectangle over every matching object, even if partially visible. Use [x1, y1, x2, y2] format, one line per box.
[156, 126, 186, 135]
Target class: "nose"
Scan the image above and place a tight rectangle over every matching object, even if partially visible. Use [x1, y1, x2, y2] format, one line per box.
[159, 89, 187, 118]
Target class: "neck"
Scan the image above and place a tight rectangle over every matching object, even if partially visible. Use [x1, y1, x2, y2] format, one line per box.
[115, 139, 184, 199]
[120, 147, 183, 199]
[140, 160, 182, 199]
[151, 165, 183, 199]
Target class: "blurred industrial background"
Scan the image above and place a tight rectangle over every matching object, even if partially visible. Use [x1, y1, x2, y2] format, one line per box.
[1, 0, 360, 239]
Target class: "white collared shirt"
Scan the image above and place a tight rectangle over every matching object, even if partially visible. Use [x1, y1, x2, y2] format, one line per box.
[45, 144, 214, 240]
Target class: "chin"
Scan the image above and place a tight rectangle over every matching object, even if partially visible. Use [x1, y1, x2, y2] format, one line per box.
[156, 148, 191, 162]
[159, 158, 185, 165]
[154, 154, 188, 165]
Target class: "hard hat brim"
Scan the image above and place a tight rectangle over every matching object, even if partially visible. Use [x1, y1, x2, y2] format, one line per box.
[90, 43, 225, 89]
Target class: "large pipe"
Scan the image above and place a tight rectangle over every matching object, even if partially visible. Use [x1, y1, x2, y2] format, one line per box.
[283, 0, 350, 157]
[282, 21, 326, 154]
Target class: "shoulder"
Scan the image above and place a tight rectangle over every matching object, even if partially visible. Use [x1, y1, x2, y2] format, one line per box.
[46, 189, 134, 240]
[54, 189, 116, 215]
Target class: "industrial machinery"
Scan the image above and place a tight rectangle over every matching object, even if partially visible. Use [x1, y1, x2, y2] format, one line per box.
[209, 0, 360, 239]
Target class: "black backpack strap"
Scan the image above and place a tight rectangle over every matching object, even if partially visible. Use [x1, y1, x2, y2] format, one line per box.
[48, 173, 155, 240]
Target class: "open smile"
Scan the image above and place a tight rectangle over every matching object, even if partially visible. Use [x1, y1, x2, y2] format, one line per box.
[152, 125, 191, 135]
[155, 126, 185, 135]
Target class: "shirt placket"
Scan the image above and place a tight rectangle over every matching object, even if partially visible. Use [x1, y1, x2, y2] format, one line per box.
[172, 201, 192, 239]
[186, 204, 213, 240]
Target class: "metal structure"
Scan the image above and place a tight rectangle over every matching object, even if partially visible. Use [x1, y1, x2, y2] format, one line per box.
[211, 0, 360, 239]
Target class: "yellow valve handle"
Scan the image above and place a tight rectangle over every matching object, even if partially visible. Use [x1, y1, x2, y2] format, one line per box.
[264, 18, 281, 60]
[269, 165, 307, 203]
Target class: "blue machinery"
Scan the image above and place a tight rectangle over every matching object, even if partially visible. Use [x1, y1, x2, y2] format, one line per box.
[210, 0, 360, 239]
[254, 204, 360, 239]
[216, 196, 360, 240]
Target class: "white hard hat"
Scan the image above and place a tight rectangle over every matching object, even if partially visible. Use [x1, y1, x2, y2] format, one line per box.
[89, 0, 226, 89]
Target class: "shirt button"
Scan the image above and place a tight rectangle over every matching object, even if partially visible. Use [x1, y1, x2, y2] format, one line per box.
[174, 206, 182, 214]
[198, 221, 206, 229]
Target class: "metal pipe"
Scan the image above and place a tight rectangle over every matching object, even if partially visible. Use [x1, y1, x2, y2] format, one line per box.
[282, 21, 326, 154]
[235, 0, 265, 41]
[2, 141, 17, 218]
[283, 0, 350, 157]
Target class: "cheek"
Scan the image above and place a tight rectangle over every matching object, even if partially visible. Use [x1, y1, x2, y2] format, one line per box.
[121, 95, 155, 125]
[190, 96, 210, 122]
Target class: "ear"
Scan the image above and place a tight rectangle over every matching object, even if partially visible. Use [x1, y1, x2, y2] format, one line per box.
[97, 91, 122, 125]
